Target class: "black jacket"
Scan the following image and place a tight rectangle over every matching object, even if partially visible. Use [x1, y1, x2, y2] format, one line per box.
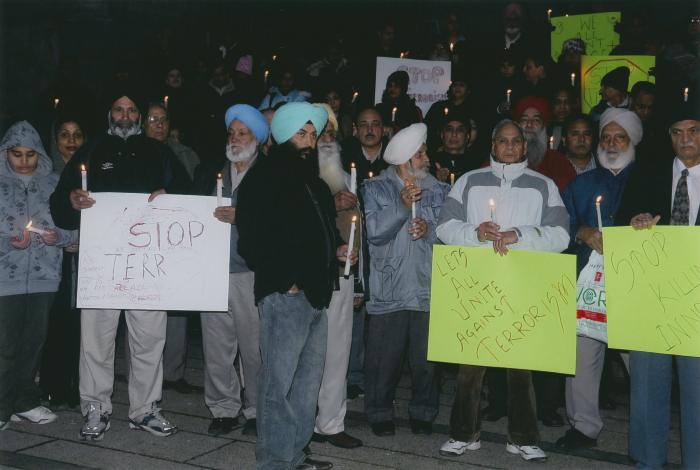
[50, 133, 192, 230]
[236, 144, 342, 309]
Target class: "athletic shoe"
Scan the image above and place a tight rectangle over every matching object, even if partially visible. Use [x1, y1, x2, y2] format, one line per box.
[506, 442, 547, 461]
[11, 406, 57, 424]
[439, 438, 481, 456]
[80, 404, 110, 441]
[129, 409, 177, 436]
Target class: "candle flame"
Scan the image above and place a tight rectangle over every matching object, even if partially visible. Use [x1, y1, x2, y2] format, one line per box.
[449, 42, 454, 53]
[351, 162, 355, 169]
[272, 54, 277, 61]
[392, 106, 398, 113]
[489, 198, 495, 208]
[26, 221, 33, 230]
[547, 8, 552, 15]
[80, 164, 86, 172]
[53, 98, 60, 108]
[400, 52, 405, 59]
[368, 171, 373, 178]
[595, 195, 603, 204]
[444, 107, 449, 116]
[351, 215, 357, 222]
[684, 87, 689, 94]
[217, 172, 222, 179]
[506, 89, 512, 95]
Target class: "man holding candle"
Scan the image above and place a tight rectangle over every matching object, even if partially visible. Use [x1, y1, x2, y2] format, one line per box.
[49, 84, 191, 441]
[615, 101, 700, 470]
[200, 104, 269, 438]
[432, 110, 482, 183]
[236, 102, 357, 470]
[557, 107, 641, 451]
[340, 106, 388, 184]
[361, 123, 450, 437]
[436, 119, 569, 462]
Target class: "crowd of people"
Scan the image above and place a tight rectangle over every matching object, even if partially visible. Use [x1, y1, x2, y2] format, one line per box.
[1, 3, 700, 470]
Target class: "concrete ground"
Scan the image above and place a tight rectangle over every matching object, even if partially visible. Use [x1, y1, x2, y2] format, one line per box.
[0, 321, 683, 470]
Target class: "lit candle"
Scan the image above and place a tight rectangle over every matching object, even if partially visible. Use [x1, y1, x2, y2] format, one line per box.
[272, 54, 277, 61]
[264, 70, 269, 84]
[547, 8, 552, 20]
[684, 87, 689, 103]
[80, 164, 87, 191]
[26, 221, 47, 236]
[449, 42, 454, 53]
[350, 163, 357, 195]
[450, 173, 455, 186]
[53, 98, 60, 109]
[443, 107, 449, 116]
[570, 73, 576, 87]
[164, 95, 169, 108]
[343, 215, 357, 278]
[216, 173, 223, 206]
[400, 52, 405, 59]
[506, 89, 512, 105]
[595, 195, 603, 232]
[549, 136, 555, 149]
[391, 107, 398, 123]
[368, 171, 373, 179]
[351, 91, 359, 104]
[489, 198, 496, 222]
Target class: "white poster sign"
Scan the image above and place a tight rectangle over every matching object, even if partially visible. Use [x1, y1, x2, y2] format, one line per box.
[374, 57, 451, 116]
[77, 192, 231, 311]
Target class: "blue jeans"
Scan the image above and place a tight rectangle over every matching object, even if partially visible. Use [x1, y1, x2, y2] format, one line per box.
[629, 351, 700, 470]
[256, 292, 327, 470]
[347, 305, 366, 388]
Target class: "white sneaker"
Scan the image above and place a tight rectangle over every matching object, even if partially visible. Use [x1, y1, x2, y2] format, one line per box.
[11, 406, 57, 424]
[506, 442, 547, 461]
[129, 409, 177, 437]
[440, 438, 481, 456]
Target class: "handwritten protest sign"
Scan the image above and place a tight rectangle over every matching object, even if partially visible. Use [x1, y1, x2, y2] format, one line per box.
[603, 227, 700, 357]
[375, 57, 451, 116]
[428, 246, 577, 374]
[78, 193, 230, 311]
[580, 55, 655, 113]
[550, 12, 620, 62]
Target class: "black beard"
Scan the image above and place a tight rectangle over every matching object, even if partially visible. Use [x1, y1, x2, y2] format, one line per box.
[280, 141, 320, 178]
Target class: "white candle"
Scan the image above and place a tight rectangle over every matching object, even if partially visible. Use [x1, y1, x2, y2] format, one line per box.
[54, 98, 60, 109]
[449, 42, 454, 53]
[595, 195, 603, 232]
[411, 200, 417, 220]
[80, 164, 87, 191]
[264, 70, 269, 84]
[164, 95, 169, 108]
[450, 173, 455, 186]
[443, 107, 449, 116]
[684, 87, 689, 103]
[350, 163, 357, 195]
[570, 73, 576, 87]
[547, 8, 552, 20]
[391, 107, 398, 123]
[351, 91, 359, 104]
[489, 198, 496, 222]
[26, 221, 47, 236]
[506, 89, 512, 105]
[216, 173, 223, 206]
[343, 216, 357, 278]
[400, 52, 405, 59]
[549, 136, 555, 150]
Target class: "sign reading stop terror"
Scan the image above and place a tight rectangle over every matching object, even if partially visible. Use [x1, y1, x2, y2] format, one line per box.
[77, 192, 231, 311]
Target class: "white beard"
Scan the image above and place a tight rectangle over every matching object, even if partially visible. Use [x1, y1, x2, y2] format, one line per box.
[107, 112, 141, 140]
[524, 128, 548, 168]
[226, 141, 258, 163]
[318, 141, 348, 194]
[408, 166, 429, 180]
[598, 145, 635, 173]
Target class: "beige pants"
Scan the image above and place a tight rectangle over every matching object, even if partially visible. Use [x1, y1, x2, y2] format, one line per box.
[79, 309, 166, 419]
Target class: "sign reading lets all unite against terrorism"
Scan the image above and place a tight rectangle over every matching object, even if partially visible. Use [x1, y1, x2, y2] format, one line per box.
[374, 57, 451, 116]
[428, 246, 577, 374]
[77, 193, 231, 312]
[550, 12, 621, 62]
[604, 227, 700, 357]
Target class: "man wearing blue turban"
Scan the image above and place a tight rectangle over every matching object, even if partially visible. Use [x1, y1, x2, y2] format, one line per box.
[237, 102, 358, 470]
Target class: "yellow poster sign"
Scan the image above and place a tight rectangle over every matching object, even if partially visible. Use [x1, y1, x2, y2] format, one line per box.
[580, 55, 655, 113]
[428, 246, 577, 374]
[550, 12, 621, 62]
[603, 226, 700, 357]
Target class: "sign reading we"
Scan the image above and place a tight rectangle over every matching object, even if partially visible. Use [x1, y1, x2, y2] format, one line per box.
[550, 12, 620, 62]
[428, 246, 577, 374]
[604, 226, 700, 357]
[77, 193, 231, 312]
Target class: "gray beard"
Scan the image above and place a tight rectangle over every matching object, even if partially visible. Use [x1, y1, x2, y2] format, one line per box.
[226, 141, 258, 163]
[107, 113, 142, 140]
[524, 128, 548, 168]
[409, 166, 429, 180]
[598, 145, 635, 173]
[318, 141, 347, 194]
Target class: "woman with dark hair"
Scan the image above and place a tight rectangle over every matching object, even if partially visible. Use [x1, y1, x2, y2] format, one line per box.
[322, 85, 353, 142]
[375, 70, 422, 134]
[51, 114, 86, 174]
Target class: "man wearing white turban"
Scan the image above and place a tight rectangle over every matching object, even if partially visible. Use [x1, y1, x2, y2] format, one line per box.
[597, 108, 643, 174]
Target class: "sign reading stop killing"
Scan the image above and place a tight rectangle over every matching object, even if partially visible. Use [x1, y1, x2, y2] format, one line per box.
[77, 192, 231, 311]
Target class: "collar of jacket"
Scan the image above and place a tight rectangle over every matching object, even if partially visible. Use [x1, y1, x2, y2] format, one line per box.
[489, 155, 527, 183]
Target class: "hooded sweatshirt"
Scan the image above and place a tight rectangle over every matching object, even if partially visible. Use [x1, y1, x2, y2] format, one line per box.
[0, 121, 74, 296]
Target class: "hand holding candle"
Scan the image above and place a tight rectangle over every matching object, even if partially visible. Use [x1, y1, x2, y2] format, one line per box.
[216, 173, 223, 206]
[343, 215, 357, 278]
[26, 221, 47, 236]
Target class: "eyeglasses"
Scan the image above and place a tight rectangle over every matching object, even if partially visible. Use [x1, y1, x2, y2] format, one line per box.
[147, 116, 169, 125]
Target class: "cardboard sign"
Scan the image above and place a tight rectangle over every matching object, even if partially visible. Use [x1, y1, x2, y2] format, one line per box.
[77, 192, 231, 311]
[428, 245, 577, 374]
[374, 57, 451, 116]
[550, 12, 621, 62]
[604, 226, 700, 357]
[580, 55, 655, 113]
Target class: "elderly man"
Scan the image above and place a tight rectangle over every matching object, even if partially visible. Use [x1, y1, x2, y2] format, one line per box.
[311, 104, 363, 449]
[590, 66, 631, 123]
[362, 123, 450, 437]
[50, 84, 191, 441]
[513, 96, 577, 193]
[616, 102, 700, 470]
[199, 104, 269, 437]
[557, 108, 642, 450]
[237, 102, 356, 470]
[436, 120, 569, 462]
[562, 114, 597, 175]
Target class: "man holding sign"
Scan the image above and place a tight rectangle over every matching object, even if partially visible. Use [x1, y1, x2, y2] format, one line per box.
[436, 119, 569, 462]
[615, 102, 700, 470]
[50, 84, 191, 441]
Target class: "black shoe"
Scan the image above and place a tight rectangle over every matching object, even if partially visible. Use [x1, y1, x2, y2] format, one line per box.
[539, 409, 565, 427]
[296, 457, 333, 470]
[370, 421, 395, 436]
[312, 431, 363, 449]
[207, 417, 238, 436]
[481, 405, 506, 422]
[409, 419, 433, 435]
[555, 428, 597, 450]
[164, 378, 204, 394]
[242, 418, 257, 436]
[346, 384, 364, 400]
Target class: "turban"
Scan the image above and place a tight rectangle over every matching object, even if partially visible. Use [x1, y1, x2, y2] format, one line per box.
[601, 66, 630, 93]
[271, 102, 328, 144]
[313, 103, 338, 131]
[599, 108, 643, 146]
[104, 80, 145, 113]
[384, 123, 427, 165]
[224, 104, 270, 143]
[512, 96, 552, 126]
